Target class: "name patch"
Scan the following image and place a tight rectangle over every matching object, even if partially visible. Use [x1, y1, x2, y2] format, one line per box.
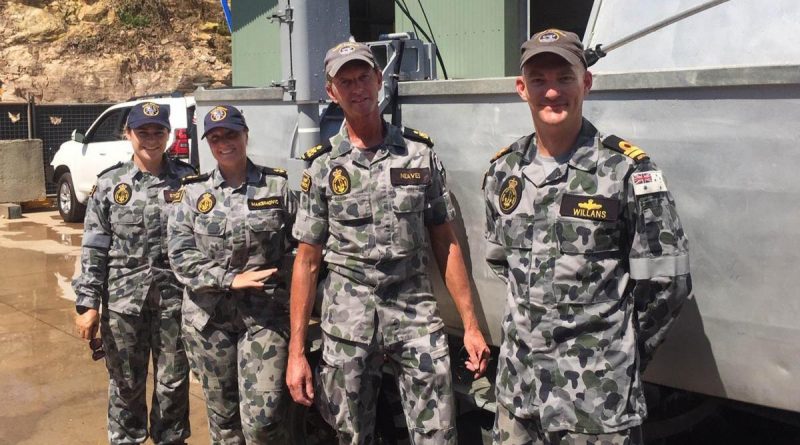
[632, 170, 667, 196]
[559, 195, 619, 222]
[164, 189, 183, 203]
[248, 197, 282, 210]
[390, 168, 431, 186]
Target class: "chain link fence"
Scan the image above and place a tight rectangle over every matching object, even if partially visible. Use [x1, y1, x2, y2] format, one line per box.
[0, 101, 110, 195]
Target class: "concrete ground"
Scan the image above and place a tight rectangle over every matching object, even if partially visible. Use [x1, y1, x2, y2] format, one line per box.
[0, 210, 210, 445]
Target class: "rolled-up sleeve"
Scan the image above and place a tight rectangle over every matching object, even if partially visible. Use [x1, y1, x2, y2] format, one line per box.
[626, 162, 692, 369]
[292, 162, 329, 245]
[483, 166, 509, 283]
[424, 150, 455, 226]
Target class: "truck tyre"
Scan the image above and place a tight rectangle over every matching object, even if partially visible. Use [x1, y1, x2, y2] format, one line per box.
[57, 173, 86, 223]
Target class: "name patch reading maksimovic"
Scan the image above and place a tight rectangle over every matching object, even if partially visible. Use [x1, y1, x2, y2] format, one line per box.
[248, 197, 282, 210]
[559, 195, 620, 222]
[390, 168, 431, 186]
[164, 189, 183, 203]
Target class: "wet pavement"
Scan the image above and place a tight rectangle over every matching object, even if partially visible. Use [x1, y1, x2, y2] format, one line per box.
[0, 210, 209, 445]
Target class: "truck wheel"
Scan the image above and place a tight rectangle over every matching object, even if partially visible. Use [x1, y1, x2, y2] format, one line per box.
[57, 173, 86, 223]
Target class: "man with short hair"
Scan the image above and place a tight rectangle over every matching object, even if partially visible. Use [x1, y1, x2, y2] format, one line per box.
[484, 29, 692, 444]
[287, 41, 490, 444]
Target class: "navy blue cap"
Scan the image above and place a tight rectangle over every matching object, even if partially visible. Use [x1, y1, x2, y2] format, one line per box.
[126, 102, 171, 130]
[202, 105, 248, 139]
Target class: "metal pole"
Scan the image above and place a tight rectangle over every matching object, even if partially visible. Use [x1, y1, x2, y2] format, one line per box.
[585, 0, 730, 66]
[603, 0, 730, 53]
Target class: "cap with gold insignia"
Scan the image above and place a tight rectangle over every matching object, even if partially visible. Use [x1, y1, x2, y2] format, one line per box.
[126, 102, 171, 130]
[520, 28, 586, 69]
[202, 104, 248, 139]
[324, 41, 378, 78]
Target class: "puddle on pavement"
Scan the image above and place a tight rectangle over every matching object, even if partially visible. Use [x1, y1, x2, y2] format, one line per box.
[0, 245, 79, 306]
[3, 221, 83, 247]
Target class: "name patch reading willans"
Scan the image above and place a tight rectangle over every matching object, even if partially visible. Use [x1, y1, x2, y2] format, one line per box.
[559, 195, 620, 222]
[248, 197, 282, 210]
[390, 168, 431, 185]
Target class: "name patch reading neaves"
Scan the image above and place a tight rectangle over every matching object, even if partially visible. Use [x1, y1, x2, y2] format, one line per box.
[390, 168, 431, 186]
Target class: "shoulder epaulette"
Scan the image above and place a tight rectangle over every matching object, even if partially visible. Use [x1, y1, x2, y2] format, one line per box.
[489, 146, 512, 163]
[181, 172, 210, 185]
[301, 143, 332, 162]
[171, 157, 198, 174]
[97, 162, 124, 178]
[602, 135, 650, 163]
[262, 166, 288, 178]
[402, 127, 434, 147]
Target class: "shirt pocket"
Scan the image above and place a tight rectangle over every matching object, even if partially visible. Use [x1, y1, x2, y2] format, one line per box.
[391, 185, 427, 255]
[328, 192, 373, 255]
[194, 214, 227, 261]
[498, 215, 534, 302]
[247, 209, 285, 262]
[109, 205, 144, 266]
[554, 218, 623, 304]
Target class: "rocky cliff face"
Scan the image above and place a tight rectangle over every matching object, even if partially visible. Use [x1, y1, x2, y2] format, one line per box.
[0, 0, 232, 103]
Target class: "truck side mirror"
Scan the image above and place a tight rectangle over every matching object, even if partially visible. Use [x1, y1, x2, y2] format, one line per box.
[71, 129, 85, 143]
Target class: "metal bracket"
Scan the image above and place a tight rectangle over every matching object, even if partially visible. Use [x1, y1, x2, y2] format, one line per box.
[271, 78, 296, 95]
[268, 7, 293, 24]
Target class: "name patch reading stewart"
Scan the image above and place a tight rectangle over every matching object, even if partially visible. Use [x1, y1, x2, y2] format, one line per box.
[390, 168, 431, 185]
[559, 195, 620, 222]
[248, 197, 282, 210]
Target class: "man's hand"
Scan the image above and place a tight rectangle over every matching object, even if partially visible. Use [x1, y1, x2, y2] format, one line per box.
[463, 328, 490, 379]
[286, 354, 315, 406]
[75, 308, 100, 340]
[231, 268, 278, 290]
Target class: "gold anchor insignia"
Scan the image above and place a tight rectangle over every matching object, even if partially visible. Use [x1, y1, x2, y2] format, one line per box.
[141, 102, 159, 116]
[499, 177, 519, 212]
[578, 199, 602, 211]
[330, 167, 350, 195]
[113, 183, 131, 205]
[197, 192, 216, 213]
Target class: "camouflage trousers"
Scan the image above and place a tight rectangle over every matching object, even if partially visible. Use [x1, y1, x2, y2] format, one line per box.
[181, 296, 289, 444]
[493, 403, 643, 445]
[316, 327, 456, 445]
[100, 286, 190, 444]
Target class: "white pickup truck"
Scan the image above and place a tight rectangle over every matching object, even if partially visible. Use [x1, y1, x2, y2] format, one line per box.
[49, 95, 196, 222]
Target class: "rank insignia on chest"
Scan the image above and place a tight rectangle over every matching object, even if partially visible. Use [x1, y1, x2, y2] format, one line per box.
[248, 197, 282, 210]
[329, 166, 351, 195]
[113, 183, 131, 205]
[559, 195, 620, 222]
[390, 168, 431, 186]
[499, 175, 522, 214]
[197, 192, 216, 213]
[300, 172, 312, 193]
[164, 189, 183, 203]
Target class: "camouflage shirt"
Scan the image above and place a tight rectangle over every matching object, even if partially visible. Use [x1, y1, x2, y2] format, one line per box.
[167, 159, 294, 333]
[73, 157, 196, 315]
[484, 119, 691, 433]
[292, 123, 455, 343]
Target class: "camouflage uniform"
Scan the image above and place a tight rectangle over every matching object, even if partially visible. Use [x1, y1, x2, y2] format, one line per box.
[293, 124, 457, 445]
[73, 157, 195, 444]
[484, 120, 691, 443]
[167, 159, 293, 444]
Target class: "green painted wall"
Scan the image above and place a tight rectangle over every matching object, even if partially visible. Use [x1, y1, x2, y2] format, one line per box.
[395, 0, 521, 79]
[231, 1, 282, 87]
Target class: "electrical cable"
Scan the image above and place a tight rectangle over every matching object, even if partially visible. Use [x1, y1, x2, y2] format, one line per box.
[393, 0, 449, 79]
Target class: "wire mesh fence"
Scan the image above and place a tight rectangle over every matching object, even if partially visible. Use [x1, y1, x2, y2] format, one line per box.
[0, 102, 110, 195]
